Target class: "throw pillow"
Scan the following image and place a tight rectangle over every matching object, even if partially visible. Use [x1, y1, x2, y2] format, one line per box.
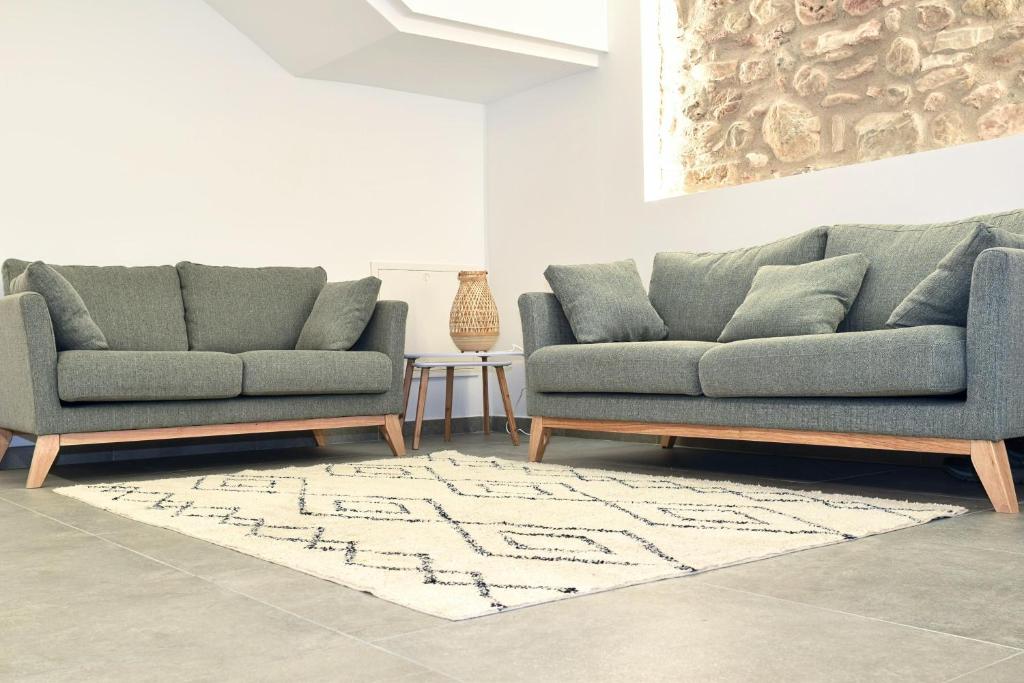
[544, 259, 667, 343]
[295, 276, 382, 351]
[649, 228, 828, 341]
[717, 253, 869, 343]
[886, 225, 1024, 328]
[10, 261, 109, 351]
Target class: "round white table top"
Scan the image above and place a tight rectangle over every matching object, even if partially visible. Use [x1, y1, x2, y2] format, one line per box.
[413, 360, 512, 369]
[404, 350, 523, 360]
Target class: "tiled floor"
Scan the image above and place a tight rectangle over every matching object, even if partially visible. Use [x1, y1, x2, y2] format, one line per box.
[2, 433, 1022, 682]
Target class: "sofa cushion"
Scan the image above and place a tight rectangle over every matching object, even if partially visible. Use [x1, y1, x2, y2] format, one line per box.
[296, 277, 382, 351]
[650, 228, 827, 342]
[824, 210, 1024, 332]
[699, 326, 966, 398]
[238, 350, 392, 396]
[528, 341, 718, 395]
[887, 225, 1024, 329]
[10, 262, 109, 351]
[544, 260, 667, 343]
[3, 259, 187, 351]
[177, 262, 327, 353]
[57, 351, 242, 402]
[719, 254, 869, 343]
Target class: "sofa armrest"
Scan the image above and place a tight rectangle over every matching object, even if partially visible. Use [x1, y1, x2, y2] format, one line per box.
[966, 247, 1024, 440]
[0, 293, 61, 435]
[352, 300, 408, 409]
[518, 293, 576, 358]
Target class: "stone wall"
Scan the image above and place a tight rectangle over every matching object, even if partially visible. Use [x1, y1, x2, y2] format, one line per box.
[656, 0, 1024, 194]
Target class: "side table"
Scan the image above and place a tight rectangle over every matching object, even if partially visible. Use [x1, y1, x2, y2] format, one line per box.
[400, 353, 521, 450]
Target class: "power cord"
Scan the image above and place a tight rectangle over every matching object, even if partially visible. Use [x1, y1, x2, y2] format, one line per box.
[502, 343, 531, 437]
[504, 386, 531, 437]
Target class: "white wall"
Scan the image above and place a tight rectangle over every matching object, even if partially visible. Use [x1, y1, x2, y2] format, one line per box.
[5, 0, 1024, 449]
[0, 0, 488, 429]
[485, 0, 1024, 414]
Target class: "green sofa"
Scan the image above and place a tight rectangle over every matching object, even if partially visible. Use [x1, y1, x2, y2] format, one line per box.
[520, 210, 1024, 513]
[0, 260, 408, 488]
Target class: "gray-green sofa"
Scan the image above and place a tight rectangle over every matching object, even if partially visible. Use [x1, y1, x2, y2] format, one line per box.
[0, 260, 408, 488]
[520, 210, 1024, 513]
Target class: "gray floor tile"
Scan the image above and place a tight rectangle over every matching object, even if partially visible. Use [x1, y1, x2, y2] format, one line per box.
[208, 562, 448, 641]
[949, 652, 1024, 682]
[4, 433, 1021, 681]
[96, 521, 286, 578]
[691, 518, 1024, 648]
[379, 580, 1014, 683]
[0, 517, 431, 682]
[91, 508, 448, 641]
[0, 487, 145, 535]
[0, 465, 71, 490]
[2, 577, 429, 682]
[890, 509, 1024, 556]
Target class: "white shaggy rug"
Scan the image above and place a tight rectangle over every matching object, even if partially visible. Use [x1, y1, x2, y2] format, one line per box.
[55, 452, 965, 620]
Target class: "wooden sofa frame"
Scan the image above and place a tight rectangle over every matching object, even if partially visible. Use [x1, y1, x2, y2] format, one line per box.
[0, 414, 406, 489]
[526, 416, 1020, 514]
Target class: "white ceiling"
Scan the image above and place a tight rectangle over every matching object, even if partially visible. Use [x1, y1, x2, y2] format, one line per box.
[205, 0, 607, 103]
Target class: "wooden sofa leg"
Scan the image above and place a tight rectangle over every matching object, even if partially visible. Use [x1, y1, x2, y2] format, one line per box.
[0, 428, 12, 466]
[382, 415, 406, 457]
[660, 436, 677, 449]
[311, 429, 329, 447]
[26, 435, 60, 489]
[970, 440, 1019, 513]
[528, 417, 550, 463]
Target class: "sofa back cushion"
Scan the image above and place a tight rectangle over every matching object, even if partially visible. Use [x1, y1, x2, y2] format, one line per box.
[3, 259, 188, 351]
[649, 228, 828, 341]
[825, 210, 1024, 332]
[176, 262, 327, 352]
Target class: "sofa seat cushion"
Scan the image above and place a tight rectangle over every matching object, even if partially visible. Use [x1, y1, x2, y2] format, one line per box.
[58, 351, 242, 403]
[3, 259, 188, 351]
[698, 326, 966, 398]
[528, 341, 719, 396]
[238, 350, 392, 396]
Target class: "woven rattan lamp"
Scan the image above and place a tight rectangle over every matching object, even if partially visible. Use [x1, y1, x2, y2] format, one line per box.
[449, 270, 499, 352]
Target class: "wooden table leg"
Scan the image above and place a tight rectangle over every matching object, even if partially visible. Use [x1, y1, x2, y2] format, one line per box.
[444, 367, 455, 442]
[399, 359, 415, 422]
[495, 366, 519, 446]
[413, 367, 430, 450]
[481, 355, 490, 435]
